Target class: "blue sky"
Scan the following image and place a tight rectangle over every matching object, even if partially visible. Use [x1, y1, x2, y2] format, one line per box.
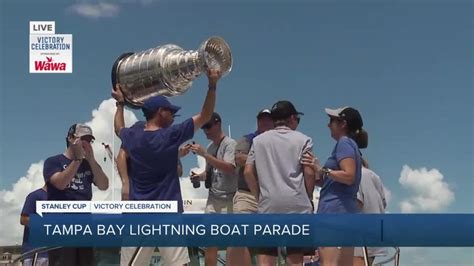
[1, 0, 473, 263]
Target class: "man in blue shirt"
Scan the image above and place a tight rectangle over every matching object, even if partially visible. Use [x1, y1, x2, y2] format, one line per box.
[20, 185, 48, 266]
[43, 123, 109, 266]
[112, 69, 221, 266]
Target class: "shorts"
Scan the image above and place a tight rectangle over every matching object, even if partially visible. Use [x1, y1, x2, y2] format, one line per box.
[258, 247, 313, 256]
[233, 190, 258, 214]
[205, 193, 234, 214]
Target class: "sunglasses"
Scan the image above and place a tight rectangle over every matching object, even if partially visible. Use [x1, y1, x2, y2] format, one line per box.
[201, 123, 214, 130]
[162, 108, 180, 118]
[296, 115, 301, 124]
[80, 136, 94, 143]
[329, 116, 342, 123]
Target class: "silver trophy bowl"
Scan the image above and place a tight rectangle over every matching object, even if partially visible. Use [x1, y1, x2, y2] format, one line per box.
[111, 36, 232, 108]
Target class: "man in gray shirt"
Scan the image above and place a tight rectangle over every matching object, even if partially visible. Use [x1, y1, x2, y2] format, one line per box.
[244, 100, 316, 265]
[227, 108, 274, 266]
[234, 108, 274, 214]
[189, 112, 237, 266]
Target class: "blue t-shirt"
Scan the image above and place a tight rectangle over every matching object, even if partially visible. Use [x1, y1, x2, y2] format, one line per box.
[120, 118, 194, 212]
[21, 188, 48, 258]
[43, 154, 94, 200]
[244, 131, 258, 145]
[317, 137, 362, 214]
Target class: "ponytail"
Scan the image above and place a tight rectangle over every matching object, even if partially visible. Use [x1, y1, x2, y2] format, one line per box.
[349, 128, 368, 149]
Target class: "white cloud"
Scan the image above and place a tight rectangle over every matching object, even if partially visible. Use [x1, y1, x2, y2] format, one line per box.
[66, 0, 162, 19]
[0, 99, 207, 245]
[398, 165, 455, 213]
[68, 2, 120, 19]
[0, 162, 45, 246]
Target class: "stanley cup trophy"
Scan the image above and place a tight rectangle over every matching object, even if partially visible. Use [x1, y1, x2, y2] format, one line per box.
[111, 36, 232, 108]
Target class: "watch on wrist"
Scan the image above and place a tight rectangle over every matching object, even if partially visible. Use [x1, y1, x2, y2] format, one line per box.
[322, 167, 332, 175]
[116, 101, 125, 107]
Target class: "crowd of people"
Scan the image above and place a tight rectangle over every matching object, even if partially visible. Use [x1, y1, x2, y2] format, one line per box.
[20, 69, 388, 266]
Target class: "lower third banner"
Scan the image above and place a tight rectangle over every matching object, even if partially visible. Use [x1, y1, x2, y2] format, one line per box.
[29, 214, 474, 247]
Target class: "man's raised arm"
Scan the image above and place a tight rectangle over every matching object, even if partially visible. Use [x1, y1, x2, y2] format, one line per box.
[112, 84, 125, 138]
[192, 69, 221, 131]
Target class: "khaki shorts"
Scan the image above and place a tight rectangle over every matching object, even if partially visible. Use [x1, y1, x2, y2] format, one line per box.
[205, 193, 234, 214]
[233, 190, 258, 214]
[120, 246, 189, 266]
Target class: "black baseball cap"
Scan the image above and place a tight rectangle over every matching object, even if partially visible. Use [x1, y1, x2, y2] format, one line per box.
[201, 112, 222, 129]
[325, 106, 363, 130]
[256, 108, 272, 119]
[270, 100, 304, 120]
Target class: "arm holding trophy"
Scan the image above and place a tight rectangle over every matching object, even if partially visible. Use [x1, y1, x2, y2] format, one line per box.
[116, 148, 129, 200]
[112, 86, 126, 138]
[192, 69, 221, 131]
[111, 85, 130, 200]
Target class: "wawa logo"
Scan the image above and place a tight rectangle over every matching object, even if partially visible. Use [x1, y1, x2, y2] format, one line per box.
[34, 56, 66, 71]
